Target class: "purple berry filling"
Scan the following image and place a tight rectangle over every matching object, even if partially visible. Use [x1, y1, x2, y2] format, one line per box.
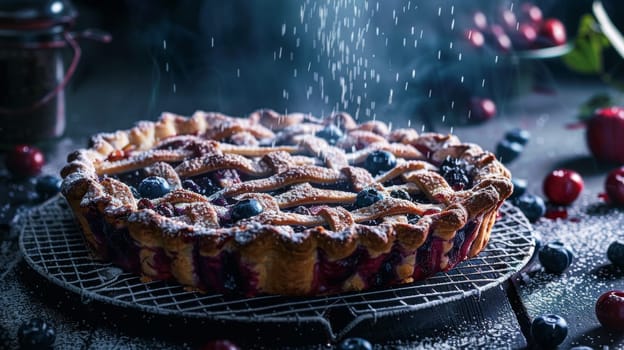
[108, 169, 145, 188]
[197, 251, 259, 296]
[368, 247, 402, 287]
[210, 169, 241, 188]
[84, 209, 109, 256]
[145, 247, 172, 280]
[352, 249, 390, 288]
[413, 218, 481, 280]
[137, 198, 154, 210]
[311, 244, 405, 293]
[155, 138, 188, 151]
[448, 220, 479, 264]
[183, 176, 221, 197]
[315, 180, 353, 192]
[314, 247, 365, 293]
[84, 209, 140, 273]
[155, 203, 175, 217]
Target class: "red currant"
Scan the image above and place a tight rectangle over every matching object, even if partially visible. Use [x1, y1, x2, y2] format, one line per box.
[469, 97, 497, 122]
[595, 290, 624, 331]
[512, 23, 538, 49]
[106, 149, 126, 162]
[465, 29, 485, 48]
[538, 18, 567, 47]
[543, 169, 584, 205]
[5, 144, 45, 178]
[487, 25, 512, 52]
[606, 167, 624, 205]
[473, 11, 488, 30]
[520, 3, 543, 25]
[499, 9, 517, 30]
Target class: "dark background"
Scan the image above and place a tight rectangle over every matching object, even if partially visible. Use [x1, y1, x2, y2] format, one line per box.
[1, 1, 624, 349]
[62, 0, 620, 137]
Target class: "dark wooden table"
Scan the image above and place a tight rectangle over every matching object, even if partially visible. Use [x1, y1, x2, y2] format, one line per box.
[1, 73, 623, 349]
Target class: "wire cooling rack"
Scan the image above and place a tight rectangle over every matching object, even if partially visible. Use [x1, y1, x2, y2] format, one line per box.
[18, 196, 534, 341]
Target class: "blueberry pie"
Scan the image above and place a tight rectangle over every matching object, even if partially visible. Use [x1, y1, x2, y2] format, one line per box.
[61, 110, 513, 296]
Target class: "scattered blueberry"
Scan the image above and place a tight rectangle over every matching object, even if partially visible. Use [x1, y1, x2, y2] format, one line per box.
[505, 128, 531, 145]
[35, 175, 62, 199]
[337, 337, 373, 350]
[356, 188, 384, 208]
[138, 176, 171, 199]
[538, 241, 573, 274]
[439, 157, 471, 190]
[18, 318, 56, 349]
[496, 139, 524, 164]
[531, 314, 568, 348]
[390, 189, 411, 200]
[509, 178, 527, 200]
[569, 346, 594, 350]
[315, 124, 344, 145]
[607, 241, 624, 268]
[231, 199, 264, 221]
[364, 150, 397, 176]
[512, 193, 546, 222]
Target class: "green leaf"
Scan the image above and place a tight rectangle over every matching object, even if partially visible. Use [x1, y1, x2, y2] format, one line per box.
[577, 93, 614, 120]
[563, 14, 611, 74]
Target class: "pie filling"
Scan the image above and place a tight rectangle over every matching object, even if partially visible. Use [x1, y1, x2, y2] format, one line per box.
[81, 209, 483, 296]
[61, 110, 512, 296]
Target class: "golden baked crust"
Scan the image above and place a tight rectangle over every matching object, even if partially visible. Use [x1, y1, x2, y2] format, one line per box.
[60, 110, 512, 296]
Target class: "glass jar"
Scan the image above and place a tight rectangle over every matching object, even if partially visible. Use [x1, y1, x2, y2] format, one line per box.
[0, 0, 79, 145]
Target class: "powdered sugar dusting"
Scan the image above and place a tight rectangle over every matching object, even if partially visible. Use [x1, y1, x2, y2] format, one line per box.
[516, 191, 624, 348]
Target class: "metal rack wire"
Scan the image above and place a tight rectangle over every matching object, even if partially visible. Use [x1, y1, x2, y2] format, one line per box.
[18, 196, 534, 341]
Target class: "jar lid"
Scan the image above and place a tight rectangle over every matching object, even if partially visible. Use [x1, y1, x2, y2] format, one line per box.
[0, 0, 77, 30]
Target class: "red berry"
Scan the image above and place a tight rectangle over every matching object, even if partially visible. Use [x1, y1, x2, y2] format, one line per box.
[543, 169, 584, 205]
[473, 11, 488, 30]
[512, 23, 538, 49]
[469, 97, 497, 121]
[586, 107, 624, 163]
[538, 18, 567, 47]
[499, 9, 518, 30]
[545, 206, 568, 220]
[465, 29, 485, 48]
[606, 167, 624, 205]
[199, 340, 239, 350]
[487, 25, 512, 52]
[5, 144, 45, 177]
[520, 3, 543, 25]
[107, 149, 126, 162]
[595, 290, 624, 331]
